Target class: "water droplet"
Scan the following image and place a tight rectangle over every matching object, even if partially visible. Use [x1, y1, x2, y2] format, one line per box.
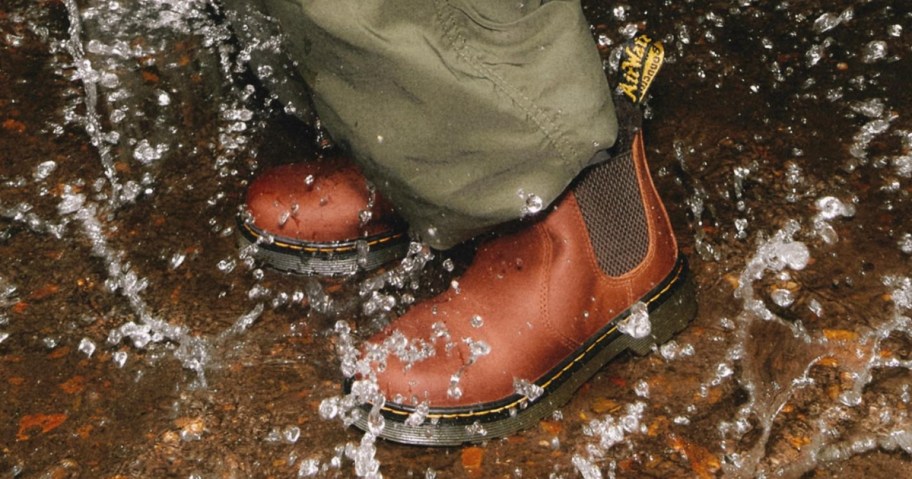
[771, 288, 795, 307]
[447, 373, 463, 399]
[283, 425, 301, 444]
[405, 402, 430, 427]
[634, 379, 650, 398]
[619, 23, 639, 38]
[112, 350, 128, 367]
[861, 40, 888, 64]
[898, 233, 912, 255]
[33, 161, 57, 181]
[513, 378, 544, 402]
[78, 337, 96, 357]
[518, 190, 544, 216]
[132, 139, 165, 164]
[217, 258, 236, 273]
[464, 338, 491, 363]
[277, 211, 290, 227]
[319, 397, 340, 420]
[464, 421, 487, 436]
[170, 252, 186, 269]
[617, 302, 651, 338]
[298, 459, 320, 477]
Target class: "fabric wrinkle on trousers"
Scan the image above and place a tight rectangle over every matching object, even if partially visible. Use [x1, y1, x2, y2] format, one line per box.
[223, 0, 619, 250]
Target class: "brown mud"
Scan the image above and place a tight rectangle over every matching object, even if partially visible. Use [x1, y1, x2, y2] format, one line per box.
[1, 0, 911, 478]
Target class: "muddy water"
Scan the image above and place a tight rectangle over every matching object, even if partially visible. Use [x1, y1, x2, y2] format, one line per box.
[2, 0, 911, 478]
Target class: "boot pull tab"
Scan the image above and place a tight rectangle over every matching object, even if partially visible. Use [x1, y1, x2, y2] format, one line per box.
[615, 34, 665, 107]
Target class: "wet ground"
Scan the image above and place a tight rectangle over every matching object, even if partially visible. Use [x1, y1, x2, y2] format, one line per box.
[2, 0, 912, 477]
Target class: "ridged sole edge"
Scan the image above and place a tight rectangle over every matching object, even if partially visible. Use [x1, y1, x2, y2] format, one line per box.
[351, 257, 697, 445]
[237, 220, 410, 276]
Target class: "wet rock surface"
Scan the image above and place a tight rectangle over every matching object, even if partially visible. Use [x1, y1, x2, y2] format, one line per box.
[2, 0, 912, 477]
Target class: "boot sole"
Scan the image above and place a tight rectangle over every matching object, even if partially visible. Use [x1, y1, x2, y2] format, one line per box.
[351, 256, 697, 445]
[237, 219, 410, 276]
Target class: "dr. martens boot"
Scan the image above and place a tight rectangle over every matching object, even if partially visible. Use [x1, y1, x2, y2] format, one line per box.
[351, 132, 696, 445]
[239, 156, 409, 276]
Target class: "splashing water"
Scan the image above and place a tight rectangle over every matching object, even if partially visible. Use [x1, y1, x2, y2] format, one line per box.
[4, 0, 912, 477]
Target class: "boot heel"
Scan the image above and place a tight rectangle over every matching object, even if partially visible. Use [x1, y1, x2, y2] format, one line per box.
[628, 268, 697, 355]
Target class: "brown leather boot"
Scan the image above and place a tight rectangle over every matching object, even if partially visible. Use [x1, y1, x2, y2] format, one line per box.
[239, 156, 409, 276]
[349, 132, 696, 445]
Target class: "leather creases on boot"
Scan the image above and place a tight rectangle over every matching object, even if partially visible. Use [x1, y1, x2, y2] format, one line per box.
[238, 156, 409, 276]
[348, 132, 697, 445]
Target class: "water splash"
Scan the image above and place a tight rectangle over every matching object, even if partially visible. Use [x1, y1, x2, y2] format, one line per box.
[62, 0, 121, 206]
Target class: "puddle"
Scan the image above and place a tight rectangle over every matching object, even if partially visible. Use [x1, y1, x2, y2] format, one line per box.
[1, 0, 911, 477]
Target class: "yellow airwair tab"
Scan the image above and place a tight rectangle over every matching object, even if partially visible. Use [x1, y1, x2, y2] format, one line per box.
[617, 34, 665, 105]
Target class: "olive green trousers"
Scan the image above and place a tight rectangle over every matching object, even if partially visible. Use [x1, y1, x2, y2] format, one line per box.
[224, 0, 618, 249]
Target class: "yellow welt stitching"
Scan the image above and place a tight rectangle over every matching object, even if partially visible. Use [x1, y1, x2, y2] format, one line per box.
[243, 224, 404, 253]
[382, 261, 686, 420]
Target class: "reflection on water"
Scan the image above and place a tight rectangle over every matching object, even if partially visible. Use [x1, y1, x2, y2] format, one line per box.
[1, 0, 911, 477]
